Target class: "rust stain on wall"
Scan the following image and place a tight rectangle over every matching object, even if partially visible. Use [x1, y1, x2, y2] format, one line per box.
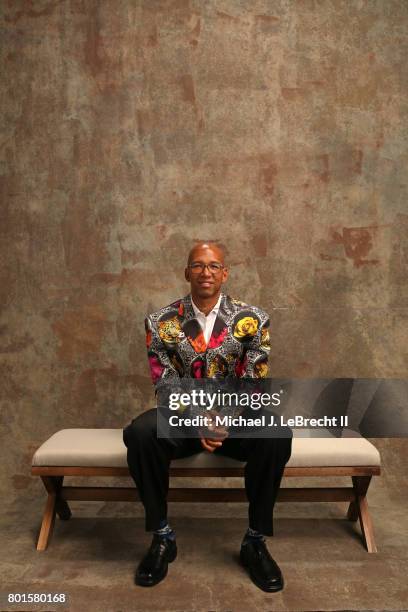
[179, 74, 196, 105]
[189, 16, 201, 46]
[84, 2, 103, 77]
[216, 11, 240, 23]
[331, 227, 380, 268]
[259, 155, 278, 197]
[4, 0, 60, 24]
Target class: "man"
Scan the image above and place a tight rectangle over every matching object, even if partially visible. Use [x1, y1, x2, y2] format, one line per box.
[123, 242, 292, 592]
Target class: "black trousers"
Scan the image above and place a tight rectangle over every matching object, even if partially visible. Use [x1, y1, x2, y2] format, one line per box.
[123, 408, 292, 536]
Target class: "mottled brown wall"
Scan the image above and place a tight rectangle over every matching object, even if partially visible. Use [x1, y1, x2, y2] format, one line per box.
[1, 1, 407, 502]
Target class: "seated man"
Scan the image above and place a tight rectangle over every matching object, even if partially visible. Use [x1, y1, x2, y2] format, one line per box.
[123, 241, 292, 592]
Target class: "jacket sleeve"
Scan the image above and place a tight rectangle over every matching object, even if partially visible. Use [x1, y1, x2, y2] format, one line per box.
[145, 316, 192, 424]
[145, 315, 181, 393]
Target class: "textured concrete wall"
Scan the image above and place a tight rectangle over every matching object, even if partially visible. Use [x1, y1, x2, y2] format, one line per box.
[1, 1, 407, 502]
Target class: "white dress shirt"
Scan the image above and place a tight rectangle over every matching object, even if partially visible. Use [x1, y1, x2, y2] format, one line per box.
[191, 294, 222, 345]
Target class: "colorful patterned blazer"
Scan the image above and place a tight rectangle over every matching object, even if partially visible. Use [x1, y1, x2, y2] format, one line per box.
[145, 292, 270, 390]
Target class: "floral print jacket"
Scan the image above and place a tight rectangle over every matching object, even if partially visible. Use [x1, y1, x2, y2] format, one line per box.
[145, 293, 270, 390]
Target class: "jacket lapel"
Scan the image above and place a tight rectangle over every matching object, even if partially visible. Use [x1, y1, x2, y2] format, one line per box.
[180, 294, 207, 354]
[206, 293, 229, 349]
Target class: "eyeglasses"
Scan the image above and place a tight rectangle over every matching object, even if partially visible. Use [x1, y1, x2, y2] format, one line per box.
[188, 262, 224, 274]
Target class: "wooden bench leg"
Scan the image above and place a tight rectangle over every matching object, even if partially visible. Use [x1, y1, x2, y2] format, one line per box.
[46, 476, 72, 520]
[347, 475, 371, 521]
[37, 489, 56, 551]
[347, 500, 359, 521]
[36, 476, 71, 551]
[349, 476, 377, 553]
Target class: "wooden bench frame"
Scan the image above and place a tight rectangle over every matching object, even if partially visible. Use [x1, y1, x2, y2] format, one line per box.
[31, 464, 380, 553]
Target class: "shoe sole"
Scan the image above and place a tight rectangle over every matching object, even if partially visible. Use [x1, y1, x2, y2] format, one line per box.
[240, 554, 284, 593]
[135, 547, 177, 587]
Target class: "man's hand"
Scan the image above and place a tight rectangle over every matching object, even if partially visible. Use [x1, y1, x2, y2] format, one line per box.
[200, 410, 228, 452]
[200, 437, 224, 452]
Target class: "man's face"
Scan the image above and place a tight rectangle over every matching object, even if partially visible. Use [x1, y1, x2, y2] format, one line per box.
[185, 245, 228, 299]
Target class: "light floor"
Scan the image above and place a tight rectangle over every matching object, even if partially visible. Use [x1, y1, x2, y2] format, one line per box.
[1, 439, 407, 611]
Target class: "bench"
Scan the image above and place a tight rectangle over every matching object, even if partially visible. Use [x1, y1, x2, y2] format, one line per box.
[31, 429, 381, 553]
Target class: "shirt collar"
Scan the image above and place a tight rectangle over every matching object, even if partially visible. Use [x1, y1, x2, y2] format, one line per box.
[191, 293, 222, 318]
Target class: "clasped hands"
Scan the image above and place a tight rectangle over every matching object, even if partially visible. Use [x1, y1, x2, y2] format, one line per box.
[199, 409, 229, 452]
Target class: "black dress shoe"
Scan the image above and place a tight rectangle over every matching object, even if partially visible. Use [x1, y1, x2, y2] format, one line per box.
[240, 538, 284, 593]
[135, 535, 177, 587]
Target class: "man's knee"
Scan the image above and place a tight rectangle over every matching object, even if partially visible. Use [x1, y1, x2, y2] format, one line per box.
[256, 434, 292, 461]
[123, 409, 158, 448]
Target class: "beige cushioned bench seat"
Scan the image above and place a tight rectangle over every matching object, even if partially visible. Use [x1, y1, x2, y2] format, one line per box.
[32, 428, 380, 469]
[31, 428, 381, 553]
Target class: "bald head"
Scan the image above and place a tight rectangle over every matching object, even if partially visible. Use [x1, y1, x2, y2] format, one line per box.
[187, 242, 226, 266]
[185, 242, 229, 304]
